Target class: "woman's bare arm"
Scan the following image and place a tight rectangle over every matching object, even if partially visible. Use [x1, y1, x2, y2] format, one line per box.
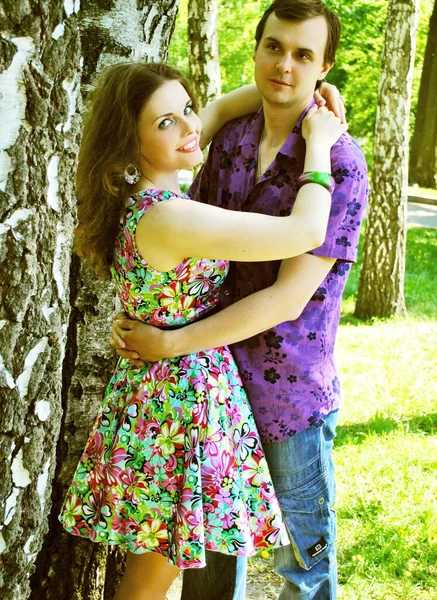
[199, 84, 262, 149]
[137, 106, 346, 271]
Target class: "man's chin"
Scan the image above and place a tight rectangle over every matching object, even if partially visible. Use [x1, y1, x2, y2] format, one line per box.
[262, 91, 296, 107]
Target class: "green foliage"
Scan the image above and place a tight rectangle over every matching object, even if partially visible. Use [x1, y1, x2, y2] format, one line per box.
[325, 0, 389, 162]
[169, 0, 433, 170]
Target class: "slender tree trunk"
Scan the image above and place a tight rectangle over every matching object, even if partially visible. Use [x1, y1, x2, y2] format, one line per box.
[0, 1, 179, 600]
[355, 0, 420, 319]
[188, 0, 221, 110]
[409, 0, 437, 188]
[0, 2, 82, 599]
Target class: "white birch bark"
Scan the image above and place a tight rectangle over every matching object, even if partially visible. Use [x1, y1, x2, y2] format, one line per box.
[355, 0, 420, 319]
[188, 0, 221, 109]
[30, 2, 180, 599]
[0, 1, 179, 599]
[0, 2, 82, 599]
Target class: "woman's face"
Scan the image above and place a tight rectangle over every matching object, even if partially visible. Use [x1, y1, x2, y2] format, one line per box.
[137, 79, 203, 176]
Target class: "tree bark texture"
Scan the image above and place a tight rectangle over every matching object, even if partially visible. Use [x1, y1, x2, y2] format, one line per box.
[188, 0, 221, 110]
[0, 2, 82, 599]
[29, 2, 179, 600]
[409, 0, 437, 188]
[0, 1, 179, 599]
[355, 0, 420, 319]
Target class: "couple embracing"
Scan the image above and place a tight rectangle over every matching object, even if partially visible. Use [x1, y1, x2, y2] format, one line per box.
[59, 1, 368, 598]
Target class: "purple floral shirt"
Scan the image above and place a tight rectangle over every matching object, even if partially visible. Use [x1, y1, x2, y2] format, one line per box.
[189, 101, 368, 443]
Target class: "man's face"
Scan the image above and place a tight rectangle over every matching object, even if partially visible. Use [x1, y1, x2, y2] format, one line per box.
[253, 13, 333, 110]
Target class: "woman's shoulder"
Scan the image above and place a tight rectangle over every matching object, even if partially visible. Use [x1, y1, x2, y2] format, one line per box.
[124, 188, 189, 217]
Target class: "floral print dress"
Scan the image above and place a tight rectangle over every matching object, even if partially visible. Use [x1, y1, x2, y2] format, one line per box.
[59, 189, 289, 568]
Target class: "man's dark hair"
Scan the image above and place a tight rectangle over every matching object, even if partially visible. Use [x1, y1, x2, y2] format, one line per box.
[255, 0, 341, 65]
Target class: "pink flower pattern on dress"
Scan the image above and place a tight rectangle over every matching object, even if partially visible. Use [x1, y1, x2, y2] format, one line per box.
[59, 189, 289, 568]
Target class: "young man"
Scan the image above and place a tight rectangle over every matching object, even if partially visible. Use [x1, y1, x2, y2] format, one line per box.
[112, 1, 367, 597]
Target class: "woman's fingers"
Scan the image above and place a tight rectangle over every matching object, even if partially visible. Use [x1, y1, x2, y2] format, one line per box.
[314, 89, 326, 107]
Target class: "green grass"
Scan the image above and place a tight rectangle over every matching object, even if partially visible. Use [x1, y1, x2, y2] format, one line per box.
[247, 226, 437, 599]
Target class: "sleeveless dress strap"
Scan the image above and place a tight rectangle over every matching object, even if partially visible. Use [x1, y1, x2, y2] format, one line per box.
[124, 188, 189, 237]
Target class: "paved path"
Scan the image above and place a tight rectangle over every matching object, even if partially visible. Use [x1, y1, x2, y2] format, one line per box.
[408, 201, 437, 228]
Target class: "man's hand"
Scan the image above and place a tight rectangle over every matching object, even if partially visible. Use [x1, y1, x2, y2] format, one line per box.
[110, 312, 169, 365]
[315, 81, 346, 124]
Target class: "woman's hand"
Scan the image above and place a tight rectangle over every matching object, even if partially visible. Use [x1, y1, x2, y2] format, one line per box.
[302, 105, 348, 148]
[314, 81, 346, 124]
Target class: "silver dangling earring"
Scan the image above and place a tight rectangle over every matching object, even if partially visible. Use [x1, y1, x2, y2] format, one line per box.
[124, 164, 140, 185]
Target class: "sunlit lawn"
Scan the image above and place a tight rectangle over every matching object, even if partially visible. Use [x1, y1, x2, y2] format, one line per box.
[247, 227, 437, 599]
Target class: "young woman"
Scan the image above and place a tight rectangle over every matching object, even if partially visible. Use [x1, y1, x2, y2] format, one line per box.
[59, 62, 347, 600]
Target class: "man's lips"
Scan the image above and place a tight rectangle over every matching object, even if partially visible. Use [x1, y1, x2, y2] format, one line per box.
[269, 78, 292, 87]
[178, 137, 200, 152]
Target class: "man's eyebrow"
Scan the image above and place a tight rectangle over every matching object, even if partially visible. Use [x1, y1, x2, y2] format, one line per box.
[264, 35, 283, 46]
[296, 47, 315, 56]
[152, 100, 191, 124]
[264, 36, 315, 56]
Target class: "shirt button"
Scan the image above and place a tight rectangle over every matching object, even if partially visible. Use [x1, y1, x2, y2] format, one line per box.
[318, 498, 325, 505]
[223, 290, 230, 296]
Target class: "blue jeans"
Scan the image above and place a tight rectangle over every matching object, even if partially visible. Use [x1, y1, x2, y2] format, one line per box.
[181, 410, 339, 600]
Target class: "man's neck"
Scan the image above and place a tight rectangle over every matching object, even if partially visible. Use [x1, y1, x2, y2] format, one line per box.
[262, 96, 312, 150]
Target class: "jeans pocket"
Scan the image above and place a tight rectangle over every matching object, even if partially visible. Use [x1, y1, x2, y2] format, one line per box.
[277, 470, 334, 571]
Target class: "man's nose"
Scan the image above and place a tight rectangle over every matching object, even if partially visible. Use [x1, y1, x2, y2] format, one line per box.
[276, 55, 293, 74]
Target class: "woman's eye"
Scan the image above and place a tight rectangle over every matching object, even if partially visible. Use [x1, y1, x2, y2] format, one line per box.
[158, 118, 172, 129]
[184, 104, 193, 115]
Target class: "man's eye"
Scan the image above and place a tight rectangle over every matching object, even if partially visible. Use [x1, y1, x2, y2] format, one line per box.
[267, 44, 279, 51]
[158, 118, 172, 129]
[184, 104, 193, 115]
[298, 53, 310, 60]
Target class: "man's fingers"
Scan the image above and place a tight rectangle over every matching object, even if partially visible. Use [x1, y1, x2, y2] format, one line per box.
[113, 346, 141, 360]
[111, 323, 127, 348]
[115, 318, 136, 331]
[110, 334, 125, 350]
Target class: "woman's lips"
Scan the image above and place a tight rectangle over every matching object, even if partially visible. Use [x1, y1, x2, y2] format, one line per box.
[178, 137, 200, 152]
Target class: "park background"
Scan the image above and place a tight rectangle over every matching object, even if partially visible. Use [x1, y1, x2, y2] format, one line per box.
[0, 0, 436, 599]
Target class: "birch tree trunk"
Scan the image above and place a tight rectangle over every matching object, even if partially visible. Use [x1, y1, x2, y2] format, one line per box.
[188, 0, 221, 110]
[409, 0, 437, 189]
[31, 2, 179, 599]
[0, 2, 82, 599]
[355, 0, 420, 319]
[0, 1, 179, 600]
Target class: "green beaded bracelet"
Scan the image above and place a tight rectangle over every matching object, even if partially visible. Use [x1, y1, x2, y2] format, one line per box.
[296, 171, 336, 194]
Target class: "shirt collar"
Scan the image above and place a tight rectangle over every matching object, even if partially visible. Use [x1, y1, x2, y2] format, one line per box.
[238, 98, 316, 162]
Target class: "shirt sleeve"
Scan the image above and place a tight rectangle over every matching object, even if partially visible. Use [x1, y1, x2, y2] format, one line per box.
[310, 140, 369, 263]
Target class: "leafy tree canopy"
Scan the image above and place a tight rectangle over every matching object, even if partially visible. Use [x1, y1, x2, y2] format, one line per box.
[169, 0, 433, 165]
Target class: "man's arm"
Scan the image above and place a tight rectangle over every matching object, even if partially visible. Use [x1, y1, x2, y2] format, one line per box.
[112, 254, 335, 363]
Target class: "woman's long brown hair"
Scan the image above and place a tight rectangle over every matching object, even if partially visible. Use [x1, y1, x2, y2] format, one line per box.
[74, 62, 196, 277]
